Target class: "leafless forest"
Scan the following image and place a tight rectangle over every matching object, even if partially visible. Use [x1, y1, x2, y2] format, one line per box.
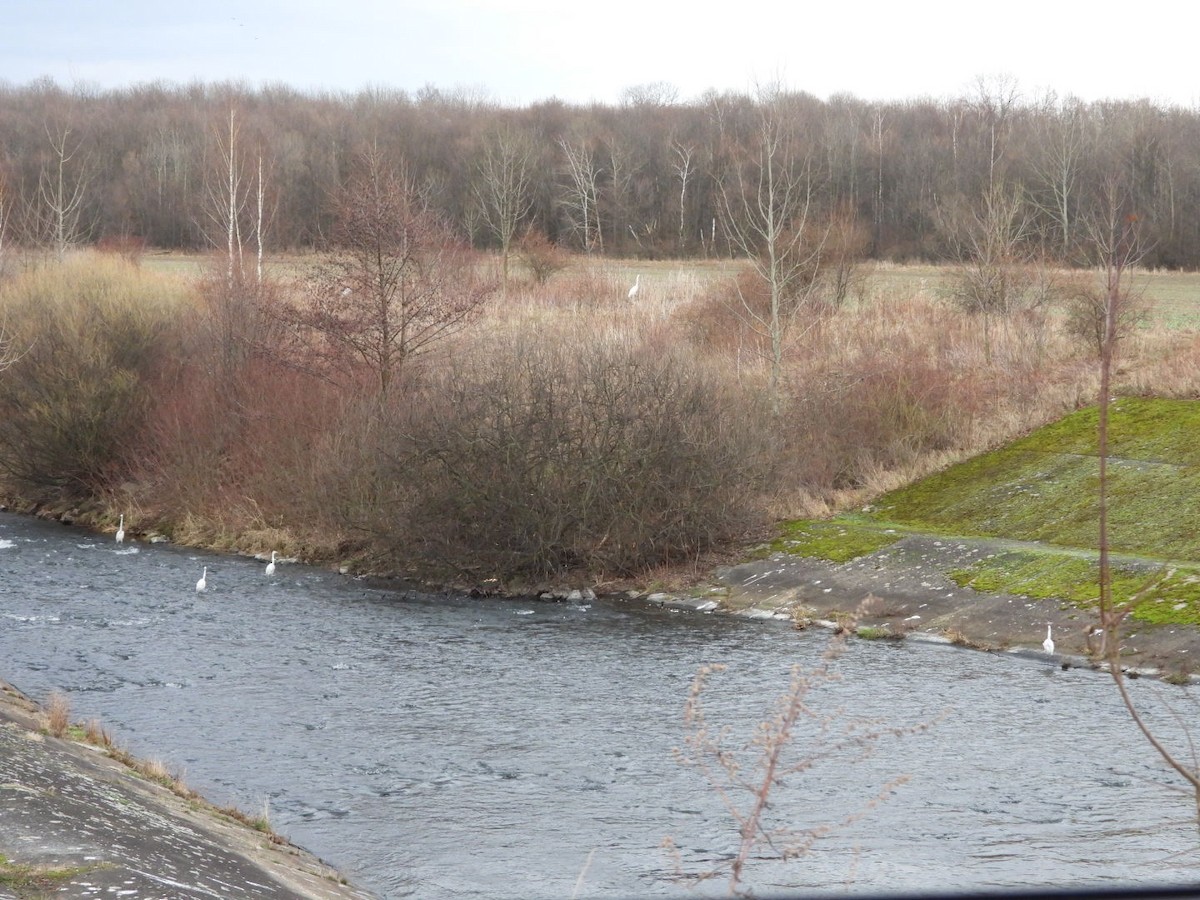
[2, 77, 1199, 267]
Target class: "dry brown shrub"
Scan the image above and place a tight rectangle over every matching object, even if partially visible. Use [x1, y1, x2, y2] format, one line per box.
[1060, 268, 1150, 356]
[753, 292, 1086, 506]
[44, 691, 70, 738]
[132, 262, 354, 554]
[84, 717, 112, 747]
[385, 324, 776, 579]
[0, 256, 185, 495]
[516, 228, 569, 284]
[1118, 328, 1200, 398]
[95, 234, 146, 266]
[674, 268, 771, 355]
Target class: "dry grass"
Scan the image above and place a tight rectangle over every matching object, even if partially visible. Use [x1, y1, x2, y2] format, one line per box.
[43, 691, 70, 738]
[83, 717, 113, 747]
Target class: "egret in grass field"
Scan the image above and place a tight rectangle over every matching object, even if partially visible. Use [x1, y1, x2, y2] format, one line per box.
[627, 274, 640, 300]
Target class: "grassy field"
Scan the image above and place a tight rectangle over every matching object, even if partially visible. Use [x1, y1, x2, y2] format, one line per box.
[137, 250, 1200, 317]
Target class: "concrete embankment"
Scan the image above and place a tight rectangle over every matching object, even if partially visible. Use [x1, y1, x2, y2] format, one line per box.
[709, 532, 1200, 680]
[0, 681, 374, 900]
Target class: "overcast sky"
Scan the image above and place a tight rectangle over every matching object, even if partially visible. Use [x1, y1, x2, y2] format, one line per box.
[4, 0, 1197, 107]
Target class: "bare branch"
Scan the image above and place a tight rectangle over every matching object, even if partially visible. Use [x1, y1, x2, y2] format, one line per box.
[670, 598, 941, 896]
[473, 128, 535, 285]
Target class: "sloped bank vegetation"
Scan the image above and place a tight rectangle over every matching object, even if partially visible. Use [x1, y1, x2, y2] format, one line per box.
[773, 397, 1200, 631]
[3, 244, 1196, 592]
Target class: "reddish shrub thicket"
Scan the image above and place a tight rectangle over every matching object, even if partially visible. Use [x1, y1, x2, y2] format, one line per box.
[517, 228, 570, 285]
[0, 254, 1146, 581]
[95, 234, 146, 265]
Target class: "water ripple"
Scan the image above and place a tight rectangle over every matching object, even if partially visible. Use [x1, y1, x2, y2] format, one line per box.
[1, 511, 1199, 898]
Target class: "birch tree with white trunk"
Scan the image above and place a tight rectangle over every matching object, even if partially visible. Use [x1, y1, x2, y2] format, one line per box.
[721, 86, 827, 410]
[473, 128, 535, 286]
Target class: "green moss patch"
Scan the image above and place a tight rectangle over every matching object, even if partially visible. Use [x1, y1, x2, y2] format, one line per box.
[948, 550, 1200, 626]
[874, 398, 1200, 559]
[770, 519, 904, 563]
[855, 624, 900, 640]
[0, 854, 93, 895]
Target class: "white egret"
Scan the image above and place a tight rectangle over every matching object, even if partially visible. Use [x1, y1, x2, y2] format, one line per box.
[196, 566, 207, 593]
[115, 514, 125, 544]
[1043, 624, 1055, 655]
[265, 551, 276, 577]
[627, 274, 640, 300]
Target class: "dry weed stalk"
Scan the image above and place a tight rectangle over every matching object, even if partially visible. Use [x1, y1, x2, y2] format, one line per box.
[83, 717, 112, 747]
[44, 691, 70, 738]
[667, 598, 939, 896]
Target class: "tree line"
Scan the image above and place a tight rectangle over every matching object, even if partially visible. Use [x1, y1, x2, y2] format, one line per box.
[1, 75, 1199, 267]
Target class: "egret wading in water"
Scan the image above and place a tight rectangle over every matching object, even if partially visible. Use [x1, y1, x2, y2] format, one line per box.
[196, 567, 207, 593]
[627, 274, 640, 300]
[115, 514, 124, 544]
[1043, 624, 1055, 655]
[265, 551, 276, 577]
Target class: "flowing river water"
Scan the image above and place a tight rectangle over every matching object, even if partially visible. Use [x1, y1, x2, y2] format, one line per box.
[1, 511, 1199, 898]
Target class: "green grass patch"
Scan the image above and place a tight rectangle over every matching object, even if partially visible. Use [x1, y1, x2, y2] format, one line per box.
[947, 550, 1200, 626]
[770, 519, 904, 562]
[873, 398, 1200, 559]
[855, 624, 899, 640]
[0, 854, 94, 895]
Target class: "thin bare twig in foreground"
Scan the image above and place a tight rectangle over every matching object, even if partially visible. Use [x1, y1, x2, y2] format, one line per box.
[666, 597, 942, 896]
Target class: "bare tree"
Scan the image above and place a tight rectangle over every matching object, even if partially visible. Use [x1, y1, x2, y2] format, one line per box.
[871, 106, 889, 250]
[558, 137, 603, 253]
[972, 73, 1022, 191]
[473, 127, 535, 286]
[1032, 94, 1090, 257]
[0, 165, 12, 273]
[668, 599, 938, 896]
[34, 124, 92, 259]
[254, 152, 274, 285]
[298, 149, 493, 399]
[671, 139, 695, 251]
[721, 86, 827, 409]
[202, 107, 249, 287]
[937, 182, 1050, 360]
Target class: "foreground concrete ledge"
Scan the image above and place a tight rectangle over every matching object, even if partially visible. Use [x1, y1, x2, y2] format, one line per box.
[0, 681, 375, 899]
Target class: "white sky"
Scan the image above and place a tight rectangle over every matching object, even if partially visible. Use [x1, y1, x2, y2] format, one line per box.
[3, 0, 1198, 108]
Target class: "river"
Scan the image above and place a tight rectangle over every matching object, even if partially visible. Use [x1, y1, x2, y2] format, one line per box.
[1, 511, 1198, 897]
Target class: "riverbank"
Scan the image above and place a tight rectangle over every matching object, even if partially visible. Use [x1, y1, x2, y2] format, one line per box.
[0, 680, 373, 899]
[11, 489, 1198, 683]
[704, 530, 1199, 682]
